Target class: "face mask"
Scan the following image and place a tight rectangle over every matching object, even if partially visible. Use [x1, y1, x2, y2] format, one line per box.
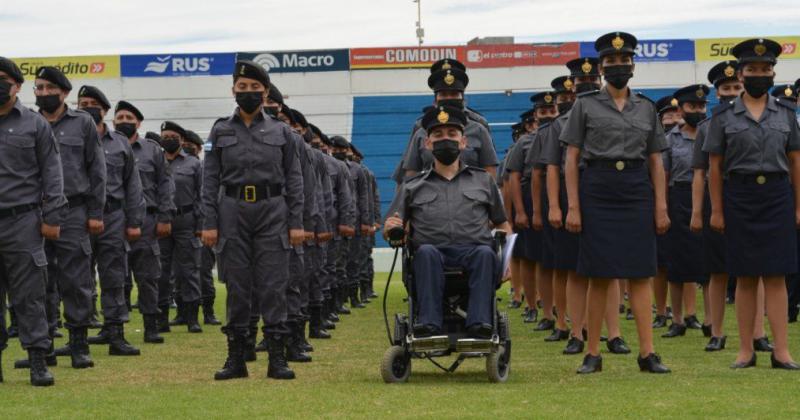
[437, 98, 464, 109]
[538, 117, 555, 125]
[116, 122, 137, 139]
[264, 106, 280, 117]
[0, 79, 12, 106]
[743, 76, 774, 99]
[663, 123, 677, 133]
[575, 82, 599, 94]
[603, 65, 633, 90]
[346, 155, 354, 161]
[719, 95, 738, 103]
[182, 146, 197, 156]
[161, 137, 181, 153]
[36, 94, 62, 113]
[302, 130, 314, 143]
[235, 91, 263, 114]
[431, 139, 461, 165]
[333, 151, 347, 161]
[683, 112, 706, 128]
[310, 143, 321, 149]
[82, 106, 103, 124]
[557, 102, 573, 115]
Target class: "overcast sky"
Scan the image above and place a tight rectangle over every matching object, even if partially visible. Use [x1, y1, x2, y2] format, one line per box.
[3, 0, 800, 57]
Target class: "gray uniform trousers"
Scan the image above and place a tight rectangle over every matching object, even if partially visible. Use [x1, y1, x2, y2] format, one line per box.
[321, 239, 341, 297]
[127, 213, 162, 316]
[345, 234, 363, 288]
[200, 245, 217, 297]
[90, 207, 131, 325]
[158, 213, 202, 306]
[286, 245, 307, 322]
[335, 238, 350, 289]
[309, 243, 325, 306]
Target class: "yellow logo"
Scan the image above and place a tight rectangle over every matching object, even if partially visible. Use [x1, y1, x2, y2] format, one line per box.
[444, 71, 455, 86]
[544, 93, 553, 104]
[437, 110, 449, 124]
[581, 60, 592, 74]
[696, 88, 705, 98]
[724, 65, 735, 78]
[670, 98, 679, 107]
[786, 87, 794, 97]
[442, 60, 452, 70]
[612, 35, 625, 51]
[239, 65, 246, 75]
[564, 79, 574, 90]
[754, 43, 767, 56]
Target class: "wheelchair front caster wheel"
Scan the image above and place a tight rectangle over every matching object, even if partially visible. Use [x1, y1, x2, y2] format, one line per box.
[487, 345, 510, 383]
[381, 345, 411, 383]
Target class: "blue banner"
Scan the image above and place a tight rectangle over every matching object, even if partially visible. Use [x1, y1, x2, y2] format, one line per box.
[236, 49, 350, 73]
[579, 39, 695, 62]
[121, 53, 235, 77]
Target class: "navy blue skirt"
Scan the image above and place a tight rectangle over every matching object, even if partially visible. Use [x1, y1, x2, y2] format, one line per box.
[723, 177, 797, 277]
[577, 166, 657, 279]
[554, 177, 579, 271]
[540, 185, 557, 270]
[657, 234, 670, 270]
[702, 190, 726, 274]
[666, 184, 708, 284]
[512, 184, 543, 262]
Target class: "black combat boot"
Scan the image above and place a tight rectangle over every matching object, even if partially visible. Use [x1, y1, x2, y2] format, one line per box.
[214, 331, 248, 380]
[158, 305, 171, 333]
[336, 287, 351, 315]
[185, 301, 203, 333]
[360, 282, 371, 304]
[15, 342, 57, 369]
[325, 297, 340, 323]
[203, 296, 221, 325]
[28, 348, 55, 386]
[298, 320, 314, 352]
[349, 285, 365, 309]
[285, 322, 312, 363]
[309, 306, 331, 339]
[108, 324, 140, 356]
[88, 324, 110, 345]
[266, 333, 296, 380]
[69, 327, 94, 369]
[170, 297, 186, 326]
[89, 299, 103, 329]
[143, 315, 164, 344]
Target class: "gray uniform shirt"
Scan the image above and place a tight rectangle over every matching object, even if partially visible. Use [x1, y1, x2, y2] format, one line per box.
[538, 112, 573, 172]
[311, 148, 333, 235]
[345, 160, 370, 227]
[506, 132, 536, 184]
[168, 150, 204, 231]
[0, 98, 67, 225]
[322, 153, 354, 230]
[702, 95, 800, 175]
[100, 125, 144, 228]
[663, 126, 697, 185]
[403, 120, 498, 173]
[691, 117, 711, 171]
[131, 134, 175, 223]
[560, 88, 668, 160]
[386, 165, 507, 248]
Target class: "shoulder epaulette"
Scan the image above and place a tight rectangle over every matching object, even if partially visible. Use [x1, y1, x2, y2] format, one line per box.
[712, 101, 734, 116]
[635, 92, 655, 104]
[776, 97, 797, 111]
[577, 89, 600, 98]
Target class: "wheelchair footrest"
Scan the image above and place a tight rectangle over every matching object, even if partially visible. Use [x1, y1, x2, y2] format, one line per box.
[456, 338, 494, 353]
[410, 335, 450, 352]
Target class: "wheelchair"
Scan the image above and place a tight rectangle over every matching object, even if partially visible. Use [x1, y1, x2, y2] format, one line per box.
[380, 227, 511, 383]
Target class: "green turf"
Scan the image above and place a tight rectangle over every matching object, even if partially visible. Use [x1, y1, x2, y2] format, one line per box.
[2, 273, 799, 419]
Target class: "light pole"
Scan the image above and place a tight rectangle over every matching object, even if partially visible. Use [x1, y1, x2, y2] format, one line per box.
[413, 0, 424, 46]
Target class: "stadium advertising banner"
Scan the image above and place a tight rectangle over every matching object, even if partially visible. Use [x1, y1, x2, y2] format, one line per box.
[579, 39, 695, 62]
[236, 49, 350, 73]
[350, 46, 459, 69]
[12, 55, 120, 80]
[695, 36, 800, 61]
[121, 53, 235, 77]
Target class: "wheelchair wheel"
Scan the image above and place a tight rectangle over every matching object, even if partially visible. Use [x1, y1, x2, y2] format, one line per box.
[486, 345, 510, 383]
[381, 345, 411, 383]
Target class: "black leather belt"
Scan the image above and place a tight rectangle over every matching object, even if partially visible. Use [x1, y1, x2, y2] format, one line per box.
[586, 160, 645, 170]
[728, 172, 787, 185]
[224, 184, 283, 202]
[146, 206, 158, 215]
[67, 195, 86, 208]
[105, 197, 123, 213]
[0, 203, 38, 219]
[176, 204, 195, 215]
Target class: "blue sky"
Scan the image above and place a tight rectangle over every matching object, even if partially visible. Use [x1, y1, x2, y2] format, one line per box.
[1, 0, 799, 56]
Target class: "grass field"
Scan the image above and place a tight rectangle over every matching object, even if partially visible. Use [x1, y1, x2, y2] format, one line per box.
[2, 273, 800, 419]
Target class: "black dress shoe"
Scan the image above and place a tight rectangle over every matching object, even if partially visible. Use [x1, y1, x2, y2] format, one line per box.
[607, 337, 631, 354]
[563, 337, 584, 355]
[625, 308, 634, 321]
[544, 329, 569, 342]
[508, 300, 522, 309]
[577, 354, 602, 374]
[661, 323, 686, 338]
[652, 315, 668, 328]
[701, 324, 712, 338]
[684, 315, 702, 330]
[412, 324, 441, 338]
[730, 353, 756, 369]
[638, 353, 671, 373]
[705, 336, 727, 352]
[467, 323, 493, 339]
[771, 353, 800, 370]
[754, 337, 774, 352]
[533, 318, 555, 331]
[618, 304, 625, 314]
[523, 308, 538, 324]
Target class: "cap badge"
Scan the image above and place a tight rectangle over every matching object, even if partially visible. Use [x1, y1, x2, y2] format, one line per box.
[724, 65, 735, 78]
[581, 60, 592, 74]
[612, 35, 625, 51]
[670, 98, 679, 107]
[564, 79, 574, 90]
[786, 86, 794, 97]
[696, 88, 705, 98]
[444, 71, 455, 86]
[442, 60, 452, 70]
[437, 110, 449, 124]
[754, 43, 767, 56]
[544, 93, 553, 104]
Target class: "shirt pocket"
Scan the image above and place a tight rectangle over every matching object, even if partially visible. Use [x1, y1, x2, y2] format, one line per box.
[58, 135, 84, 169]
[461, 188, 491, 225]
[586, 117, 619, 149]
[105, 152, 125, 182]
[137, 160, 156, 192]
[215, 134, 240, 167]
[764, 120, 791, 153]
[626, 119, 654, 152]
[723, 122, 758, 157]
[2, 134, 37, 172]
[410, 190, 439, 222]
[253, 134, 286, 172]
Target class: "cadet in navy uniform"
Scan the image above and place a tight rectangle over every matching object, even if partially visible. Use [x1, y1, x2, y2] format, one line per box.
[158, 121, 204, 334]
[202, 61, 304, 380]
[0, 57, 66, 386]
[703, 38, 800, 370]
[661, 85, 711, 339]
[384, 105, 511, 338]
[561, 32, 671, 374]
[114, 101, 176, 344]
[78, 86, 144, 357]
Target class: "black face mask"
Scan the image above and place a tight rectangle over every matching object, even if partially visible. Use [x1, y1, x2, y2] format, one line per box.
[36, 94, 62, 113]
[235, 91, 263, 114]
[264, 105, 280, 117]
[182, 146, 197, 156]
[603, 65, 634, 90]
[743, 76, 774, 99]
[683, 112, 706, 128]
[82, 106, 103, 124]
[718, 95, 738, 103]
[333, 151, 347, 161]
[437, 98, 464, 109]
[115, 122, 137, 139]
[0, 79, 11, 106]
[557, 102, 573, 115]
[575, 82, 599, 94]
[431, 139, 461, 165]
[538, 117, 555, 125]
[161, 137, 181, 153]
[663, 123, 677, 133]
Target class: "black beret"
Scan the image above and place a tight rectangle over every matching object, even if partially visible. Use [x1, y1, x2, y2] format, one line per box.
[350, 143, 363, 158]
[707, 60, 739, 87]
[421, 105, 467, 133]
[771, 84, 797, 100]
[0, 57, 23, 84]
[551, 76, 574, 94]
[308, 123, 323, 139]
[290, 108, 309, 128]
[268, 83, 284, 104]
[427, 68, 469, 92]
[732, 38, 781, 65]
[530, 92, 557, 109]
[278, 104, 296, 125]
[160, 121, 187, 139]
[566, 57, 600, 77]
[115, 100, 144, 121]
[519, 109, 535, 122]
[233, 60, 270, 89]
[329, 135, 350, 149]
[655, 96, 679, 116]
[77, 85, 111, 110]
[673, 84, 710, 105]
[430, 58, 466, 74]
[595, 32, 637, 58]
[185, 130, 204, 146]
[511, 122, 525, 132]
[145, 131, 162, 143]
[320, 133, 333, 146]
[35, 66, 72, 91]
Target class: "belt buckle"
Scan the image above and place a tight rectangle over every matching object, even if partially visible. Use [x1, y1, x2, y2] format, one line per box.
[615, 160, 625, 171]
[244, 185, 257, 203]
[756, 175, 767, 185]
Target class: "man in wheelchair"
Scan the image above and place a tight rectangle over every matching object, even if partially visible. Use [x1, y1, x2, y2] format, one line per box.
[384, 105, 511, 340]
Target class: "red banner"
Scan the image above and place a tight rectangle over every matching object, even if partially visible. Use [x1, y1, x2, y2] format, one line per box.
[461, 44, 536, 68]
[530, 43, 581, 65]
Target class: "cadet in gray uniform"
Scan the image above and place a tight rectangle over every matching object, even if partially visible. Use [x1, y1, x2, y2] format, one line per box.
[158, 121, 204, 334]
[114, 100, 175, 344]
[79, 86, 144, 357]
[350, 145, 377, 304]
[343, 139, 371, 310]
[202, 61, 304, 381]
[0, 57, 66, 386]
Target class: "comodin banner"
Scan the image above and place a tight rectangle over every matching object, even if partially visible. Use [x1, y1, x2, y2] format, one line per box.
[12, 56, 120, 80]
[695, 36, 800, 61]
